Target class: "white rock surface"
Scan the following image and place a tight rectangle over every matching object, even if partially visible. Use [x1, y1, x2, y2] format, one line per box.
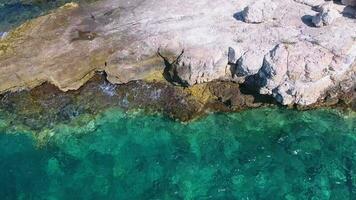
[257, 41, 347, 105]
[242, 0, 278, 23]
[0, 0, 355, 106]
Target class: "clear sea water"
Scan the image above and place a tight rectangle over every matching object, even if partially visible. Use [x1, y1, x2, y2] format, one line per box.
[0, 108, 355, 199]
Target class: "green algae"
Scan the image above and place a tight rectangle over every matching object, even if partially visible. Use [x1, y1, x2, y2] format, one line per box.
[0, 107, 355, 199]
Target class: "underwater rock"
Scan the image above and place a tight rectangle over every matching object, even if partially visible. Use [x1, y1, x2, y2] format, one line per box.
[0, 72, 353, 133]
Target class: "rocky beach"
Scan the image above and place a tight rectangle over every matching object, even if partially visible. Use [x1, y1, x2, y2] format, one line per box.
[0, 0, 355, 199]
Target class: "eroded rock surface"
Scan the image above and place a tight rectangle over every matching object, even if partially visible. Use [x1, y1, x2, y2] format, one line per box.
[0, 0, 355, 107]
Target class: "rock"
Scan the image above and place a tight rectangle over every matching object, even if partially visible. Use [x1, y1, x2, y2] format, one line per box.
[258, 41, 353, 105]
[0, 0, 354, 107]
[258, 44, 289, 96]
[341, 0, 356, 6]
[236, 50, 264, 76]
[312, 2, 341, 27]
[242, 0, 278, 23]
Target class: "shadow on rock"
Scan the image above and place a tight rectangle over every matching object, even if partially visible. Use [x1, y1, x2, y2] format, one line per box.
[157, 49, 189, 87]
[342, 5, 356, 18]
[233, 11, 245, 22]
[301, 15, 315, 27]
[239, 74, 277, 105]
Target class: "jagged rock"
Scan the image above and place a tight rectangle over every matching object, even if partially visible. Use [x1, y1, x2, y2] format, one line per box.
[258, 41, 353, 105]
[242, 0, 278, 23]
[341, 0, 356, 6]
[312, 2, 341, 27]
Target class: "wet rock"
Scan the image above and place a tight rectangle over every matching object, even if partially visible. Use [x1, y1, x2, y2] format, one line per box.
[242, 0, 278, 23]
[0, 70, 353, 134]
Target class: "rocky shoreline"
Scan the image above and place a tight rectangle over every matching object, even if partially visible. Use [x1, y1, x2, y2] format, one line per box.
[0, 0, 355, 128]
[0, 71, 354, 132]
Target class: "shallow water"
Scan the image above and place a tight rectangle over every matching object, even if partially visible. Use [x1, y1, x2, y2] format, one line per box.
[0, 0, 93, 32]
[0, 108, 355, 199]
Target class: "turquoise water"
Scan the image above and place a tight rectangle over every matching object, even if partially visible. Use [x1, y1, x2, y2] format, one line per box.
[0, 2, 356, 199]
[0, 108, 355, 199]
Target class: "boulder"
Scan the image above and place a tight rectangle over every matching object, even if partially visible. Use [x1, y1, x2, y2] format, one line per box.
[312, 2, 341, 27]
[242, 0, 278, 23]
[258, 44, 289, 96]
[258, 41, 352, 105]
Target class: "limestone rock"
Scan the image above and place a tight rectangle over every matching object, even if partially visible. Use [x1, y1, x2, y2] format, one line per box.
[242, 0, 278, 23]
[258, 41, 354, 105]
[0, 0, 354, 107]
[312, 2, 341, 27]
